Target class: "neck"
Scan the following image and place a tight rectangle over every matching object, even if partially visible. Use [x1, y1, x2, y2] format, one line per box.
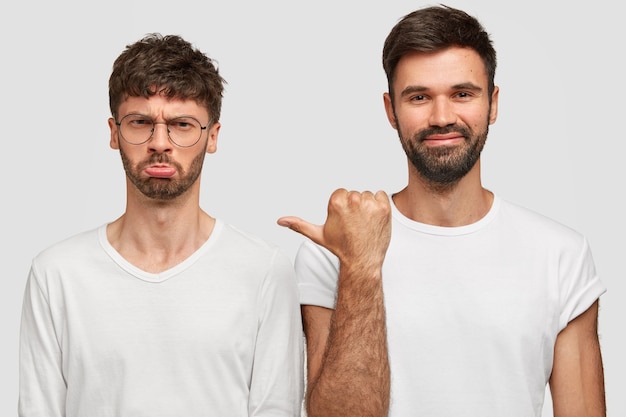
[106, 182, 214, 273]
[393, 163, 493, 227]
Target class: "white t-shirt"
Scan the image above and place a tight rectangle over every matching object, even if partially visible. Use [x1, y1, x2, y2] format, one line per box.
[295, 195, 605, 416]
[19, 220, 304, 417]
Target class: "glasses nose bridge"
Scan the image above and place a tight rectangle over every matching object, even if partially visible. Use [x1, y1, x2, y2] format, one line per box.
[149, 121, 172, 143]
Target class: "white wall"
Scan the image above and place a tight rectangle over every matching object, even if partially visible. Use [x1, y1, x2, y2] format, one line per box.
[2, 1, 623, 415]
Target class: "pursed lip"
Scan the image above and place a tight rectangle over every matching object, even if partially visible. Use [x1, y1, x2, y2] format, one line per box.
[144, 164, 176, 178]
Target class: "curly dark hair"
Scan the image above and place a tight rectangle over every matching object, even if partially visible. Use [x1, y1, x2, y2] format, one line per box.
[109, 33, 226, 123]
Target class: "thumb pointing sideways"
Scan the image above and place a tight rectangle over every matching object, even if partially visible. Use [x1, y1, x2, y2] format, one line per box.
[277, 216, 325, 247]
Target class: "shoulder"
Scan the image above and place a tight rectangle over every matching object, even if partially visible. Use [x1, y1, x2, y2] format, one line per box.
[28, 226, 103, 291]
[218, 221, 282, 256]
[33, 227, 102, 269]
[215, 221, 293, 272]
[498, 198, 587, 245]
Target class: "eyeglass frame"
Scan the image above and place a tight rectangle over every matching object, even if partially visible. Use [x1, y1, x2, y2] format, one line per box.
[114, 113, 211, 148]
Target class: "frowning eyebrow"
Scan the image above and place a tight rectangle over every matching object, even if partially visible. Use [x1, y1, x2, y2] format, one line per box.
[400, 82, 483, 97]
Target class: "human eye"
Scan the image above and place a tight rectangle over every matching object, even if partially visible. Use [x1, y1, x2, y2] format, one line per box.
[169, 117, 198, 131]
[125, 115, 152, 128]
[450, 91, 476, 103]
[409, 94, 427, 102]
[452, 84, 481, 101]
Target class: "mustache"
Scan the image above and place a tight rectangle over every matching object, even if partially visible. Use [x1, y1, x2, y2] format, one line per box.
[148, 153, 171, 164]
[415, 125, 472, 142]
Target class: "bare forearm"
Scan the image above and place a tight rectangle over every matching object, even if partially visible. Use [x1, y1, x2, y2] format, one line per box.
[280, 189, 392, 416]
[551, 301, 606, 417]
[551, 346, 606, 417]
[307, 267, 390, 417]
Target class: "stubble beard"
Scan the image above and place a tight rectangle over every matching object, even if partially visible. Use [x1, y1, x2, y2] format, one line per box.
[397, 119, 489, 191]
[119, 147, 206, 201]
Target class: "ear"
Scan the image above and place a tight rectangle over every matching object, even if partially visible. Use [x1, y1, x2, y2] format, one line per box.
[383, 92, 398, 130]
[488, 86, 499, 125]
[206, 121, 220, 154]
[108, 118, 120, 149]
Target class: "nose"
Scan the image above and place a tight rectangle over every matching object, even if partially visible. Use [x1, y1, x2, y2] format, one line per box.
[428, 98, 457, 127]
[148, 122, 172, 152]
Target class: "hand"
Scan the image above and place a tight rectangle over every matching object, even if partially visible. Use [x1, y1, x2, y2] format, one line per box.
[277, 189, 392, 267]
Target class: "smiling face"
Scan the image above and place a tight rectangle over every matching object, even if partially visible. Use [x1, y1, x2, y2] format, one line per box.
[108, 94, 220, 201]
[384, 46, 499, 188]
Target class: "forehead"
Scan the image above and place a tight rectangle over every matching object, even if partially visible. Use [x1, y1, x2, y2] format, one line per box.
[118, 94, 208, 119]
[393, 46, 488, 92]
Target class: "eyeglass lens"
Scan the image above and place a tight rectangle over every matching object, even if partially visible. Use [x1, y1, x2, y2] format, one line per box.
[118, 114, 203, 147]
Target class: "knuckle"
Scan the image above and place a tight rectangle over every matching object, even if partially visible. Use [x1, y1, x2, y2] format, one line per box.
[347, 191, 362, 203]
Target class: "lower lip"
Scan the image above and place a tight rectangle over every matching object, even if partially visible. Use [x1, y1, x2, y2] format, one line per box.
[145, 167, 176, 178]
[424, 137, 464, 146]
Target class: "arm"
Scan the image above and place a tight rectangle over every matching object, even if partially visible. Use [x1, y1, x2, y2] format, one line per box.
[549, 300, 605, 417]
[19, 270, 66, 417]
[278, 189, 391, 417]
[249, 251, 304, 416]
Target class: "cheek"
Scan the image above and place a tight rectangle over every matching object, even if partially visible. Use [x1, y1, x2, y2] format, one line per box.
[118, 145, 147, 167]
[394, 107, 425, 130]
[463, 107, 490, 130]
[398, 106, 439, 133]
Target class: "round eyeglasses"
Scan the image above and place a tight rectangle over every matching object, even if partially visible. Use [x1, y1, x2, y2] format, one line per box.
[115, 114, 209, 148]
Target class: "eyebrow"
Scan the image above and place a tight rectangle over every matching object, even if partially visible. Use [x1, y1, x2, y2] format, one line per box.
[400, 82, 483, 97]
[453, 82, 483, 92]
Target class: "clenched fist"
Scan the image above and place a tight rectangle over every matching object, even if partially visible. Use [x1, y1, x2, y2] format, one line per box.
[277, 189, 392, 269]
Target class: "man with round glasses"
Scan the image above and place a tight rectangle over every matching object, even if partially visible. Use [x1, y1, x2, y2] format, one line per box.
[19, 34, 304, 416]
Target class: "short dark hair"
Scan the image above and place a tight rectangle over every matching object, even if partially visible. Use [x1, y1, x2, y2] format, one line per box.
[109, 33, 226, 123]
[382, 5, 496, 100]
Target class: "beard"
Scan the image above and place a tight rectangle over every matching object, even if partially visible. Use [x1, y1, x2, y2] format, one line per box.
[119, 147, 206, 201]
[397, 120, 488, 188]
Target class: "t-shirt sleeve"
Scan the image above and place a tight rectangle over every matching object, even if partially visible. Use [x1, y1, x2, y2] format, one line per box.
[249, 249, 304, 416]
[293, 239, 340, 309]
[558, 236, 606, 330]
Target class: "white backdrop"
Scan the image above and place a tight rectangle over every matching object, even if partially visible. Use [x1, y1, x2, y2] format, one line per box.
[2, 1, 624, 415]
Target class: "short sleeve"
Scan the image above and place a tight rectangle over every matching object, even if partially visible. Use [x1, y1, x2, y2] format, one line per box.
[558, 236, 606, 330]
[294, 240, 340, 309]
